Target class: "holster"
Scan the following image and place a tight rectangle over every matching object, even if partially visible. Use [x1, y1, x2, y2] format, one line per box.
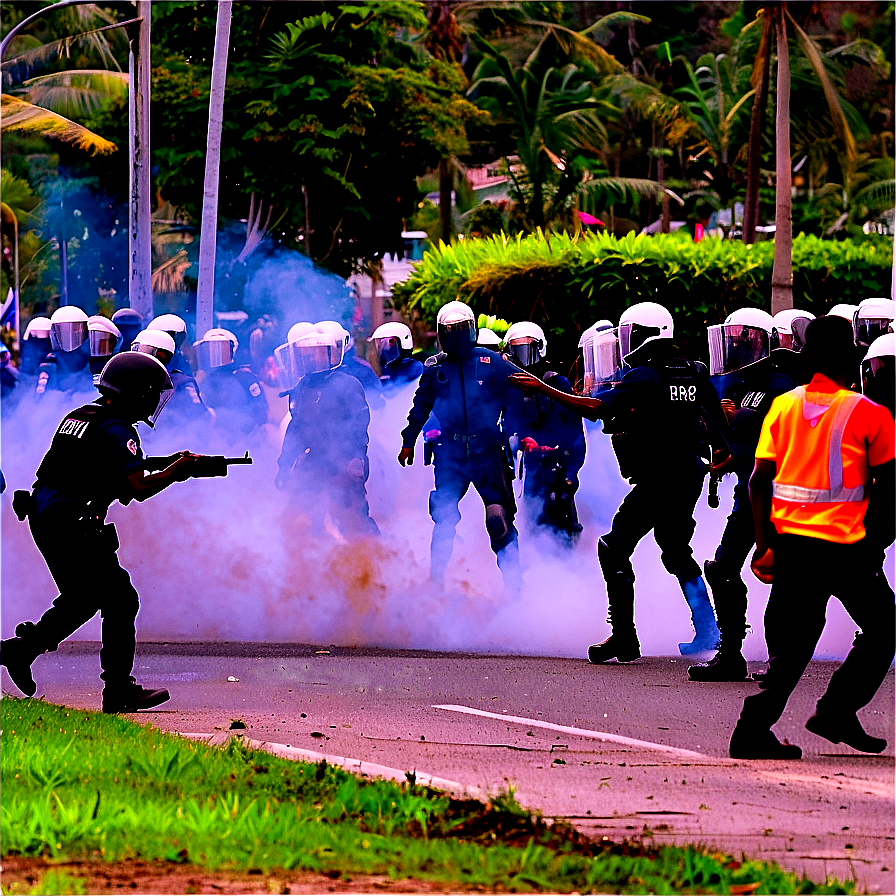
[12, 490, 34, 522]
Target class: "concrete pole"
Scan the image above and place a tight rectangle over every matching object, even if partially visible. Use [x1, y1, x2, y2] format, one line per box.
[195, 0, 233, 339]
[128, 1, 153, 320]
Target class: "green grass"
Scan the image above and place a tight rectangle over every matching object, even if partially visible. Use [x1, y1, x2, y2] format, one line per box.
[1, 697, 854, 894]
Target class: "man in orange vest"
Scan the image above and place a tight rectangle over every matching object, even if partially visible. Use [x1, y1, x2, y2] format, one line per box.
[730, 315, 895, 759]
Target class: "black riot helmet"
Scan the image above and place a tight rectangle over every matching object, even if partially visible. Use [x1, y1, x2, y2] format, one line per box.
[111, 308, 145, 352]
[97, 351, 174, 427]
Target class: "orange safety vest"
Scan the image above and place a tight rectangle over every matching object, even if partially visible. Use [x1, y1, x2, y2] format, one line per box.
[766, 385, 871, 543]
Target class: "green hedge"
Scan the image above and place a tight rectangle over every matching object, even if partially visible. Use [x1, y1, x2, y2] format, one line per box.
[392, 231, 892, 364]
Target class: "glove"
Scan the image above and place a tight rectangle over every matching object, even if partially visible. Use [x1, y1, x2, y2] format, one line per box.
[398, 447, 414, 466]
[750, 547, 775, 584]
[520, 437, 540, 454]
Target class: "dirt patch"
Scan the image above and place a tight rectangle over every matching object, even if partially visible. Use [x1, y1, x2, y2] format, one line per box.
[0, 857, 497, 895]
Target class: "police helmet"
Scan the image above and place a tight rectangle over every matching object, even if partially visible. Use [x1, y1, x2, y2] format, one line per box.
[618, 302, 673, 362]
[828, 303, 858, 323]
[131, 328, 176, 368]
[111, 308, 144, 349]
[861, 332, 895, 415]
[504, 321, 547, 368]
[476, 327, 503, 348]
[372, 321, 414, 366]
[771, 308, 815, 353]
[50, 306, 89, 353]
[0, 342, 10, 367]
[292, 329, 345, 378]
[194, 328, 238, 370]
[315, 320, 352, 354]
[273, 322, 316, 392]
[854, 298, 895, 349]
[24, 316, 52, 340]
[287, 321, 316, 344]
[87, 316, 122, 359]
[707, 307, 774, 376]
[149, 313, 188, 352]
[97, 351, 174, 427]
[437, 301, 477, 356]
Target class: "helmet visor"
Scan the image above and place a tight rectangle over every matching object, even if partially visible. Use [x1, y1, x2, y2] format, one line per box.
[618, 322, 661, 360]
[52, 320, 88, 352]
[132, 340, 174, 367]
[856, 316, 892, 347]
[274, 342, 300, 392]
[591, 329, 625, 392]
[507, 337, 539, 368]
[707, 324, 769, 376]
[294, 342, 344, 377]
[195, 339, 234, 370]
[438, 318, 476, 355]
[89, 329, 119, 358]
[147, 382, 175, 427]
[375, 336, 402, 366]
[862, 354, 894, 405]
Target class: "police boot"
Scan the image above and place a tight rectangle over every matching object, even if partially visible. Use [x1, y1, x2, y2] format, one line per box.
[102, 682, 170, 714]
[688, 561, 748, 680]
[588, 586, 640, 664]
[688, 644, 749, 682]
[677, 576, 720, 656]
[0, 622, 44, 697]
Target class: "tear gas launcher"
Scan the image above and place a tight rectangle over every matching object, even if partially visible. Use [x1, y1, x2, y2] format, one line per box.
[145, 451, 253, 477]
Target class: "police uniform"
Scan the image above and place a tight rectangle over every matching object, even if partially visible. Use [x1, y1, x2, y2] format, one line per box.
[382, 356, 424, 387]
[504, 358, 586, 541]
[34, 350, 94, 398]
[16, 401, 148, 693]
[201, 362, 268, 435]
[704, 363, 796, 655]
[402, 347, 523, 585]
[279, 368, 379, 535]
[167, 369, 213, 427]
[342, 349, 385, 408]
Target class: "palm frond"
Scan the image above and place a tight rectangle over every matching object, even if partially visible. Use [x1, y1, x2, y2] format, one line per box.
[18, 70, 128, 119]
[577, 175, 667, 204]
[0, 94, 117, 155]
[152, 250, 192, 294]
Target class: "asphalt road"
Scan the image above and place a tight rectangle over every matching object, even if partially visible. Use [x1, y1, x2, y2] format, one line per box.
[8, 641, 894, 894]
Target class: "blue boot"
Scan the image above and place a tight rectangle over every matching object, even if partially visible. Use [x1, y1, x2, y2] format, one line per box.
[677, 576, 720, 656]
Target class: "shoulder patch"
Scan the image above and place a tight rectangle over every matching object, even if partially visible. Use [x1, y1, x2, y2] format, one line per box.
[249, 382, 262, 398]
[127, 439, 138, 456]
[480, 355, 490, 364]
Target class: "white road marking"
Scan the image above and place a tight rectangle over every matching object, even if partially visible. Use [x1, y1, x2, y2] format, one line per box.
[433, 704, 710, 761]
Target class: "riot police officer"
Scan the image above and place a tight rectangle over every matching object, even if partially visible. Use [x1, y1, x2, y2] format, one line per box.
[276, 328, 379, 536]
[111, 308, 144, 353]
[399, 301, 523, 591]
[20, 316, 52, 377]
[88, 315, 122, 378]
[862, 332, 895, 416]
[317, 319, 385, 408]
[689, 308, 797, 682]
[36, 306, 94, 397]
[194, 328, 268, 438]
[132, 328, 212, 429]
[1, 353, 209, 712]
[503, 321, 586, 544]
[511, 302, 731, 662]
[477, 327, 503, 348]
[371, 321, 423, 387]
[854, 298, 894, 351]
[149, 313, 194, 376]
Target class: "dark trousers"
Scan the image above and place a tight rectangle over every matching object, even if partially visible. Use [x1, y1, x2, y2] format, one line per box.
[430, 444, 518, 583]
[522, 455, 583, 540]
[28, 505, 140, 691]
[601, 461, 705, 584]
[292, 459, 379, 537]
[738, 534, 896, 731]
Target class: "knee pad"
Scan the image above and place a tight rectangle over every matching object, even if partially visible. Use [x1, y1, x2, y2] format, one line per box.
[598, 536, 634, 582]
[485, 503, 511, 541]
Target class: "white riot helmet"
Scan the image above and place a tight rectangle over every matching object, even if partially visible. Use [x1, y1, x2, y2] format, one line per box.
[707, 307, 774, 376]
[291, 328, 345, 378]
[477, 327, 503, 348]
[579, 320, 622, 395]
[273, 322, 315, 392]
[24, 316, 51, 340]
[131, 328, 177, 368]
[149, 313, 188, 352]
[437, 301, 477, 356]
[194, 327, 239, 370]
[50, 306, 89, 352]
[87, 316, 122, 359]
[315, 320, 352, 354]
[828, 303, 858, 323]
[854, 298, 895, 348]
[371, 321, 414, 366]
[504, 321, 547, 368]
[618, 302, 673, 362]
[771, 308, 815, 353]
[861, 332, 895, 415]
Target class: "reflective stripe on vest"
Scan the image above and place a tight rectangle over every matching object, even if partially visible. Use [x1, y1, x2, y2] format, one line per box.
[772, 388, 866, 504]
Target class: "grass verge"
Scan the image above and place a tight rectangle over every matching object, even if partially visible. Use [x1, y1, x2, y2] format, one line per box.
[2, 697, 853, 894]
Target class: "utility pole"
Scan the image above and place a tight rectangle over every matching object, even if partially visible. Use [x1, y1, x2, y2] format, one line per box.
[195, 0, 233, 338]
[128, 1, 153, 320]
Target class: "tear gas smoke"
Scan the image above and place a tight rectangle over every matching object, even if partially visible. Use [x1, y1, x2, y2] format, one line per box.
[3, 315, 892, 663]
